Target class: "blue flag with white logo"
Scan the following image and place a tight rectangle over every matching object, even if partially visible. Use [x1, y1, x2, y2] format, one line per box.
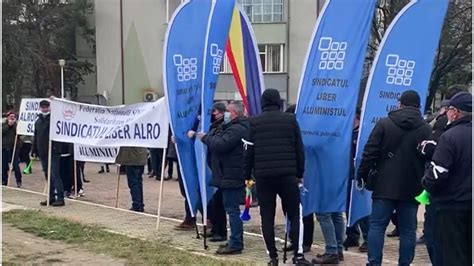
[164, 0, 212, 216]
[194, 0, 235, 224]
[295, 0, 375, 216]
[348, 0, 449, 226]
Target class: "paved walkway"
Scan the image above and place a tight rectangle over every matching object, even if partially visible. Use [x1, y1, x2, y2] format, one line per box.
[2, 161, 430, 265]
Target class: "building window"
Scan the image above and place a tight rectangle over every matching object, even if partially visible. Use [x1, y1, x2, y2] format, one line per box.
[259, 44, 284, 73]
[239, 0, 283, 23]
[220, 44, 284, 74]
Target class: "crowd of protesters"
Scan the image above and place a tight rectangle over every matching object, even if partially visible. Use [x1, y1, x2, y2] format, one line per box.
[2, 86, 471, 266]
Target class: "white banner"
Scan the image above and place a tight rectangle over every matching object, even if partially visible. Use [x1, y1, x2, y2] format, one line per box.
[17, 98, 48, 136]
[74, 144, 118, 163]
[50, 97, 169, 148]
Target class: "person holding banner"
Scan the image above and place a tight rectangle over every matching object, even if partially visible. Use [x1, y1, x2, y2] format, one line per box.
[357, 90, 431, 265]
[198, 101, 248, 255]
[33, 100, 66, 207]
[422, 91, 472, 266]
[2, 111, 23, 187]
[243, 89, 310, 265]
[115, 147, 148, 212]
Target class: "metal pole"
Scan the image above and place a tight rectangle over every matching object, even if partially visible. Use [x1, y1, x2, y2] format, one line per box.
[119, 0, 125, 105]
[59, 59, 65, 98]
[156, 148, 167, 230]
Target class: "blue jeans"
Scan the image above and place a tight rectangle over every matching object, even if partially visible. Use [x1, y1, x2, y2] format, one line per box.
[316, 212, 345, 254]
[368, 199, 418, 266]
[222, 187, 244, 250]
[126, 165, 145, 210]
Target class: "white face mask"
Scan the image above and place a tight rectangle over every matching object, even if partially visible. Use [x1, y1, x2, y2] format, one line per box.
[41, 111, 50, 116]
[223, 111, 231, 124]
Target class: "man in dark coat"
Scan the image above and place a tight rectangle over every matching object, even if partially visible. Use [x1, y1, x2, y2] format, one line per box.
[198, 101, 248, 255]
[417, 84, 467, 265]
[357, 90, 431, 265]
[422, 91, 472, 266]
[243, 89, 310, 266]
[206, 102, 228, 242]
[32, 100, 65, 207]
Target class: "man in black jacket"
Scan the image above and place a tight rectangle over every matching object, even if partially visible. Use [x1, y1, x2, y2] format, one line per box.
[244, 89, 310, 266]
[357, 90, 431, 265]
[417, 84, 467, 265]
[205, 102, 228, 242]
[198, 101, 248, 255]
[422, 91, 472, 266]
[32, 100, 65, 207]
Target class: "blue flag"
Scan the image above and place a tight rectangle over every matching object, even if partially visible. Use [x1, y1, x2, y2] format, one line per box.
[164, 0, 212, 216]
[295, 0, 375, 216]
[348, 0, 449, 226]
[195, 0, 235, 223]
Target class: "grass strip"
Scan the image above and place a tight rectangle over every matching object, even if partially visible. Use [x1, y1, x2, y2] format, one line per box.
[3, 209, 248, 265]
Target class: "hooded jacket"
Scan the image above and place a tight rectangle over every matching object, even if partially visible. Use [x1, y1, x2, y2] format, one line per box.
[358, 107, 431, 202]
[244, 89, 305, 183]
[202, 117, 249, 189]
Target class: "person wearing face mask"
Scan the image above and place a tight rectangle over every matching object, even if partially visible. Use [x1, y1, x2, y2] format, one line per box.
[32, 99, 65, 207]
[197, 101, 249, 255]
[416, 84, 467, 265]
[422, 91, 472, 266]
[206, 102, 228, 242]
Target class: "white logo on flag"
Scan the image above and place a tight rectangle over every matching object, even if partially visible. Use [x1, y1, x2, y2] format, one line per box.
[318, 37, 347, 70]
[385, 54, 415, 86]
[210, 43, 223, 75]
[173, 55, 197, 82]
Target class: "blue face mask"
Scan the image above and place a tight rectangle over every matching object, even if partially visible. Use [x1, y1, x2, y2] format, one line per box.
[223, 112, 231, 124]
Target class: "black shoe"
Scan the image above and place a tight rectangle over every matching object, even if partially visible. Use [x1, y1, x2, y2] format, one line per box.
[83, 178, 90, 183]
[129, 207, 144, 212]
[303, 245, 311, 253]
[358, 242, 368, 252]
[268, 258, 278, 266]
[343, 238, 359, 249]
[98, 168, 105, 174]
[106, 166, 110, 172]
[52, 200, 65, 207]
[339, 251, 344, 261]
[209, 236, 227, 242]
[282, 244, 294, 252]
[387, 228, 399, 237]
[40, 200, 54, 206]
[164, 175, 172, 181]
[215, 245, 242, 255]
[312, 253, 339, 264]
[292, 255, 311, 265]
[16, 182, 22, 188]
[155, 177, 161, 181]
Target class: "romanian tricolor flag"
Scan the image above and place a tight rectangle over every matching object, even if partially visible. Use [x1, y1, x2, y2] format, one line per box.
[226, 6, 264, 117]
